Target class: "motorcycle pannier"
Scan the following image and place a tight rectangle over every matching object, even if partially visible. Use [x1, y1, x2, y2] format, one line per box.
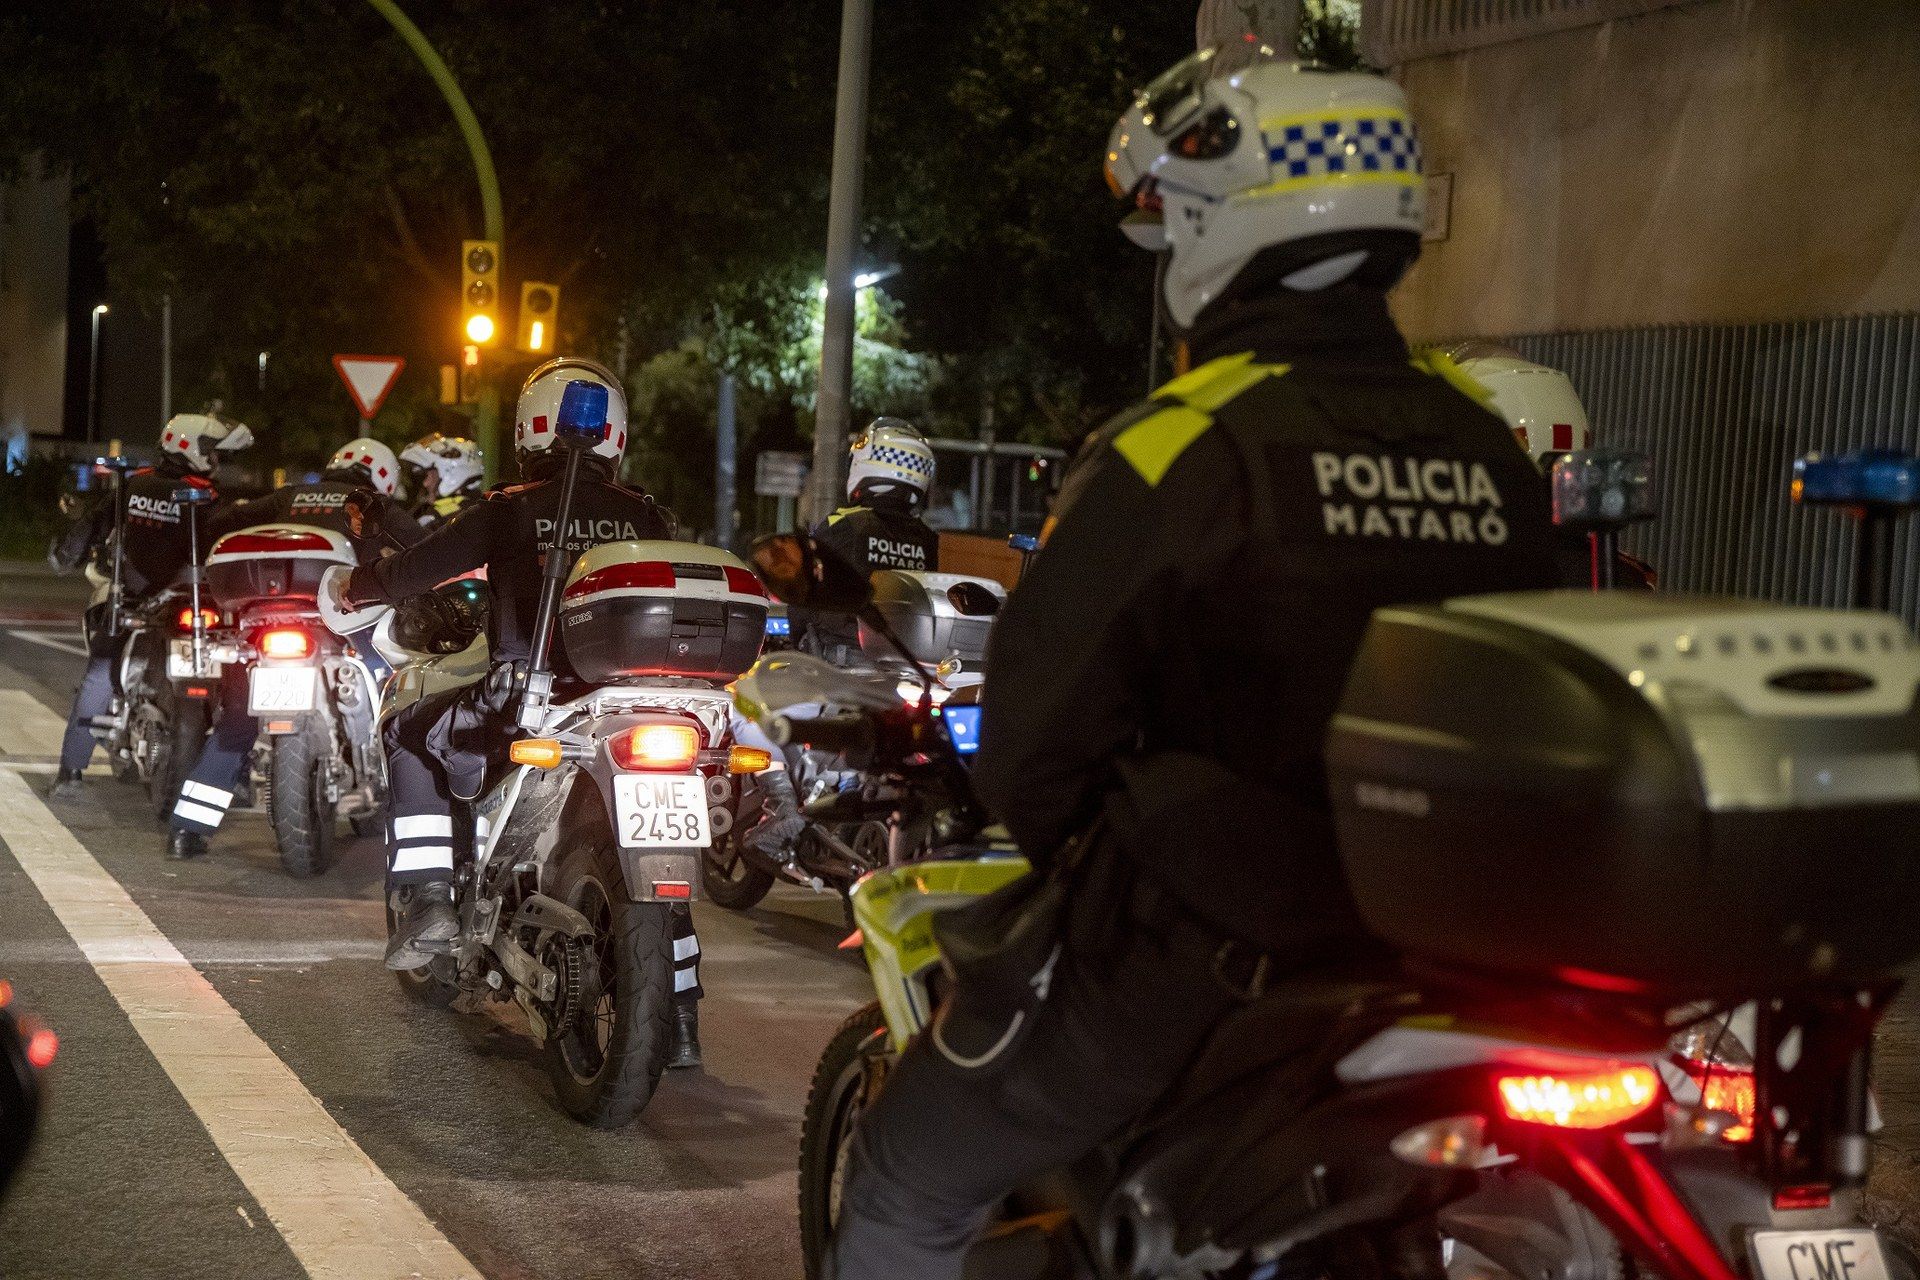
[862, 571, 1007, 666]
[1329, 591, 1920, 995]
[560, 541, 766, 683]
[205, 525, 355, 611]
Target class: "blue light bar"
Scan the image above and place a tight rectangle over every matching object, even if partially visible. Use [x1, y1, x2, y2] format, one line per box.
[555, 380, 610, 443]
[939, 704, 982, 755]
[1794, 450, 1920, 508]
[1007, 534, 1039, 553]
[764, 614, 790, 637]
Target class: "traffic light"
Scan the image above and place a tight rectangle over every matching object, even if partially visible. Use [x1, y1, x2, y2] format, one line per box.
[461, 239, 500, 345]
[517, 281, 559, 354]
[459, 344, 481, 403]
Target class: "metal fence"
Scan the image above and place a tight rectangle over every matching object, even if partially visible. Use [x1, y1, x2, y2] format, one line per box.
[1495, 313, 1920, 622]
[1359, 0, 1695, 64]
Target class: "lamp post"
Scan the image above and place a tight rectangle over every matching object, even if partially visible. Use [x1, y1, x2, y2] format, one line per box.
[86, 304, 108, 444]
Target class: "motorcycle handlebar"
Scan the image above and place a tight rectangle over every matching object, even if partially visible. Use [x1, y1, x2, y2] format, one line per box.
[771, 713, 874, 754]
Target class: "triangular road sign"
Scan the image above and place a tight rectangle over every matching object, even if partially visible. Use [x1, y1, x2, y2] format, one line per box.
[331, 354, 406, 420]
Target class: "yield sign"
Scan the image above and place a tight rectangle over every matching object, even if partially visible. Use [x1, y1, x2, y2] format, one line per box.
[331, 354, 406, 420]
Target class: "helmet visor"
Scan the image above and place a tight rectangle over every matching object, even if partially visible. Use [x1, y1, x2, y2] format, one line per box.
[1139, 47, 1217, 137]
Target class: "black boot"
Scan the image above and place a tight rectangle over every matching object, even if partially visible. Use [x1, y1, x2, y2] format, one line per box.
[49, 768, 85, 801]
[668, 1001, 702, 1069]
[167, 828, 207, 860]
[385, 882, 459, 971]
[743, 768, 805, 860]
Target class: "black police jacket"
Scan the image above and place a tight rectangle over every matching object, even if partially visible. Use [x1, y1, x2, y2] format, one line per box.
[119, 467, 223, 594]
[797, 497, 940, 656]
[974, 289, 1563, 953]
[209, 479, 426, 565]
[345, 471, 674, 676]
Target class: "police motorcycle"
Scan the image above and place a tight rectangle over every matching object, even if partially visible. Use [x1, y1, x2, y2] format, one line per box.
[766, 469, 1920, 1280]
[193, 525, 387, 876]
[704, 568, 1004, 914]
[344, 386, 772, 1127]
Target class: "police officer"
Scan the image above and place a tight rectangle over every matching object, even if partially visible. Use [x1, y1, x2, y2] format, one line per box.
[51, 414, 253, 801]
[334, 359, 708, 1067]
[163, 438, 426, 859]
[828, 54, 1564, 1278]
[400, 433, 485, 530]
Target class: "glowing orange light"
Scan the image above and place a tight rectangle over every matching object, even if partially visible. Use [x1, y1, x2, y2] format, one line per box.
[1496, 1065, 1661, 1129]
[612, 723, 700, 772]
[25, 1026, 57, 1069]
[259, 628, 312, 660]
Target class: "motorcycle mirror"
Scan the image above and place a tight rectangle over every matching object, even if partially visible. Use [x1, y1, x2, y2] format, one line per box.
[945, 581, 1002, 618]
[750, 534, 873, 611]
[1550, 449, 1657, 532]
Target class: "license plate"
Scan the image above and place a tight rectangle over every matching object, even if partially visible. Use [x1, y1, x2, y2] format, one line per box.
[612, 773, 712, 849]
[1751, 1229, 1891, 1280]
[249, 665, 318, 714]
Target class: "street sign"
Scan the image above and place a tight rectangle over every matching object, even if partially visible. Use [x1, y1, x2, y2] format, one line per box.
[755, 450, 809, 498]
[332, 355, 406, 420]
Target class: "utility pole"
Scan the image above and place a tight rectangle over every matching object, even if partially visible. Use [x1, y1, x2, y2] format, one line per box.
[160, 294, 172, 425]
[366, 0, 505, 480]
[806, 0, 874, 525]
[715, 372, 738, 549]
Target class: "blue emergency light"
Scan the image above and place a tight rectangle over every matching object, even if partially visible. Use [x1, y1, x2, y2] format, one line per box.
[555, 380, 610, 445]
[764, 613, 791, 637]
[1007, 533, 1039, 553]
[939, 704, 982, 755]
[1794, 449, 1920, 509]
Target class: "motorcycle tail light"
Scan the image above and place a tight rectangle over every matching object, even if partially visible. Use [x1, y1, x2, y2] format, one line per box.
[611, 723, 700, 772]
[24, 1023, 57, 1070]
[175, 607, 219, 631]
[1775, 1185, 1833, 1211]
[1496, 1065, 1662, 1129]
[259, 628, 313, 660]
[728, 745, 773, 774]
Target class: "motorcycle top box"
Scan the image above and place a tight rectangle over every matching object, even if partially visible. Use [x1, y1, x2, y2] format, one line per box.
[206, 524, 354, 611]
[861, 570, 1007, 666]
[1329, 590, 1920, 996]
[560, 540, 767, 683]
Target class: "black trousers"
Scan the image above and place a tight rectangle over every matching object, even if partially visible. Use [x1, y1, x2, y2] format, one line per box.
[831, 888, 1242, 1280]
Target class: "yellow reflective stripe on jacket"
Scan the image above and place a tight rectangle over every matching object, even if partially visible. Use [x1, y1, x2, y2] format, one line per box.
[1115, 353, 1291, 486]
[824, 506, 863, 527]
[1411, 348, 1494, 407]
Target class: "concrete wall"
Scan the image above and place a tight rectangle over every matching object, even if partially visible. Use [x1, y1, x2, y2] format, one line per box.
[0, 164, 70, 442]
[1388, 0, 1920, 341]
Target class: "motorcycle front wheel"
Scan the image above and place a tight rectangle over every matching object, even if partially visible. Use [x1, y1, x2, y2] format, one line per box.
[544, 825, 676, 1128]
[798, 1000, 889, 1280]
[269, 718, 338, 878]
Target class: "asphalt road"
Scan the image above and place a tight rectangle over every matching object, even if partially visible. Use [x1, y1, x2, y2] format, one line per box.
[4, 562, 1920, 1278]
[0, 565, 872, 1278]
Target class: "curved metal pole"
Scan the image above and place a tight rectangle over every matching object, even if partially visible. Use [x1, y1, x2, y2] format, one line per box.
[365, 0, 505, 480]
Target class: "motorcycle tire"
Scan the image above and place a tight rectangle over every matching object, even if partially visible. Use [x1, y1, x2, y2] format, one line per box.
[270, 719, 337, 878]
[385, 892, 459, 1009]
[700, 832, 776, 911]
[147, 693, 208, 825]
[544, 822, 676, 1129]
[798, 1000, 889, 1280]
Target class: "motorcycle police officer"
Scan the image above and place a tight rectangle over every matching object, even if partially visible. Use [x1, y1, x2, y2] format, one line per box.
[163, 438, 426, 859]
[334, 359, 709, 1067]
[828, 52, 1564, 1278]
[51, 414, 254, 801]
[400, 433, 486, 530]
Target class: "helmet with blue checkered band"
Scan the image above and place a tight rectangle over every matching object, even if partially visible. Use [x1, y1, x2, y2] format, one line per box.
[1106, 49, 1426, 330]
[513, 357, 628, 470]
[848, 417, 936, 509]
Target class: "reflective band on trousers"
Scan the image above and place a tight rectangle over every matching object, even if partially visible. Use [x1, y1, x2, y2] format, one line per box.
[389, 846, 454, 874]
[173, 799, 227, 829]
[180, 780, 233, 808]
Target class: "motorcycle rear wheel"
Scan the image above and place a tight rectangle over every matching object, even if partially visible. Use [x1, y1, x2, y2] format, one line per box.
[798, 1000, 889, 1280]
[700, 832, 776, 910]
[269, 719, 337, 878]
[544, 825, 676, 1128]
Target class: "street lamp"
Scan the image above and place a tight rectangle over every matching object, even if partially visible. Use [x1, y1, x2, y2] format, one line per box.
[86, 304, 108, 444]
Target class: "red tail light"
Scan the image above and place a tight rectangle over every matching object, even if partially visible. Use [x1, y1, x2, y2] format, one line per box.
[1774, 1185, 1833, 1211]
[175, 607, 219, 631]
[259, 627, 313, 660]
[609, 723, 701, 772]
[23, 1023, 56, 1070]
[1496, 1065, 1662, 1129]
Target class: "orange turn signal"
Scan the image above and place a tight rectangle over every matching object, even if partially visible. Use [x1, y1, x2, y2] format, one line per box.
[728, 745, 774, 774]
[1496, 1065, 1661, 1130]
[509, 738, 564, 769]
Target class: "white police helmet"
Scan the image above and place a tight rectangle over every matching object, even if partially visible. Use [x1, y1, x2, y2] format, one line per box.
[514, 358, 627, 468]
[159, 413, 254, 475]
[1447, 344, 1594, 469]
[400, 433, 485, 497]
[325, 437, 402, 496]
[848, 417, 936, 508]
[1106, 50, 1425, 330]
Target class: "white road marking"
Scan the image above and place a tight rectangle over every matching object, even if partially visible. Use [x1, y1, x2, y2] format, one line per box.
[0, 689, 74, 757]
[6, 628, 89, 658]
[0, 761, 110, 776]
[0, 769, 479, 1279]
